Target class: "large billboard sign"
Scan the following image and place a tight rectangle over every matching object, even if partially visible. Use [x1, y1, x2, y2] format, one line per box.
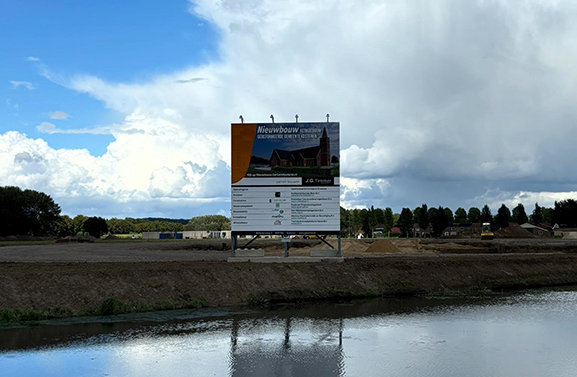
[231, 122, 340, 235]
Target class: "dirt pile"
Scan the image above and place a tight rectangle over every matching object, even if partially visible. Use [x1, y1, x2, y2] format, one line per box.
[305, 239, 370, 253]
[393, 239, 427, 253]
[495, 224, 534, 239]
[365, 239, 402, 253]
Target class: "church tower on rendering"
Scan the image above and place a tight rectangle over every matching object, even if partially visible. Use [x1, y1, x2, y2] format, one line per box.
[319, 126, 330, 166]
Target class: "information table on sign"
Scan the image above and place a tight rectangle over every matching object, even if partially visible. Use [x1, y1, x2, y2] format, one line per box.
[232, 184, 340, 234]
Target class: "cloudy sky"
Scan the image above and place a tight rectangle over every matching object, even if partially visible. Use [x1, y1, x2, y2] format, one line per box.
[2, 0, 577, 219]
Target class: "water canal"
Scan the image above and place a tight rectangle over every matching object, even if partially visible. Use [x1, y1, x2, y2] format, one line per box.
[2, 287, 577, 376]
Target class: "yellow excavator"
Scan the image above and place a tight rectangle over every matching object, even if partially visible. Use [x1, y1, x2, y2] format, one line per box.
[481, 222, 494, 240]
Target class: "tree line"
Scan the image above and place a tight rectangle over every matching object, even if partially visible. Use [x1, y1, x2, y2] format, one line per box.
[0, 186, 231, 238]
[3, 185, 577, 239]
[340, 200, 577, 238]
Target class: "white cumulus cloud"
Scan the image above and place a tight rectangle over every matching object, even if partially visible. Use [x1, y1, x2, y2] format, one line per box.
[3, 0, 577, 217]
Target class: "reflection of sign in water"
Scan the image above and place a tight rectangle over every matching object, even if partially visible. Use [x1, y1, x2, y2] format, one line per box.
[231, 122, 340, 235]
[229, 317, 344, 377]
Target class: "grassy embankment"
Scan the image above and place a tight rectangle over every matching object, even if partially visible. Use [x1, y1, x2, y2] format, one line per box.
[1, 297, 208, 323]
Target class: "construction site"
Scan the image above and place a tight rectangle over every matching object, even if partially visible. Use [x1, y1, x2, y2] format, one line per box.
[2, 230, 577, 319]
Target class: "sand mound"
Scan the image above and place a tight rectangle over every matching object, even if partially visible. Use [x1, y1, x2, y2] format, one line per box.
[340, 240, 370, 253]
[365, 239, 402, 253]
[494, 224, 534, 238]
[392, 239, 425, 253]
[310, 239, 370, 253]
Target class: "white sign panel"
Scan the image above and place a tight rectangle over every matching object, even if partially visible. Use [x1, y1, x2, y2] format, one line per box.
[231, 122, 340, 235]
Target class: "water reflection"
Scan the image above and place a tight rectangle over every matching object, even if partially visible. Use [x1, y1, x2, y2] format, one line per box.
[2, 289, 577, 377]
[229, 317, 344, 376]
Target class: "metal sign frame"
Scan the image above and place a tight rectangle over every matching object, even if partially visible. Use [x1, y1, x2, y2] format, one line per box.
[230, 115, 341, 257]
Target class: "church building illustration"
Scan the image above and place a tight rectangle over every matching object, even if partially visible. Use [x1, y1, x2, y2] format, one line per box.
[269, 126, 331, 167]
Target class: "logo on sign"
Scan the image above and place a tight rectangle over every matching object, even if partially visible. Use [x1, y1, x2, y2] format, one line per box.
[274, 220, 282, 225]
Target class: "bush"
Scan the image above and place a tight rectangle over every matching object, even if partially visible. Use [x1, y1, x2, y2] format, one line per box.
[83, 217, 108, 238]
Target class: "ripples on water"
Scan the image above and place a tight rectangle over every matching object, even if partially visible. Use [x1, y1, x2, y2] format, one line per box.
[2, 288, 577, 377]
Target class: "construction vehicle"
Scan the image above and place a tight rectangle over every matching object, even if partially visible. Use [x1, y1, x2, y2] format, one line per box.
[481, 222, 494, 240]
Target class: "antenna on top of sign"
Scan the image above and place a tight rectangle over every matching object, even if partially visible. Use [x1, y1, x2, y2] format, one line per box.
[295, 114, 299, 123]
[326, 113, 330, 123]
[239, 115, 244, 124]
[270, 114, 275, 123]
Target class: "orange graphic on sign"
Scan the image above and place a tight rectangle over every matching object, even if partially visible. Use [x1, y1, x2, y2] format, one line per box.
[231, 123, 257, 184]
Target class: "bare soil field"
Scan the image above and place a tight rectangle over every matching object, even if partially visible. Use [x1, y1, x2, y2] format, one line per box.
[2, 238, 577, 319]
[2, 238, 577, 263]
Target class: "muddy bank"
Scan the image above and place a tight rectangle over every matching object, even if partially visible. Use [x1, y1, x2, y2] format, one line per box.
[3, 253, 577, 319]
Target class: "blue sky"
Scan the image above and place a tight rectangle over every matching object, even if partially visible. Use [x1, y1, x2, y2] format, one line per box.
[2, 0, 577, 219]
[1, 0, 219, 156]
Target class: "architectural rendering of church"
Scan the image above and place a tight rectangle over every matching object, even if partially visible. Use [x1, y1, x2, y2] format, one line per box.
[269, 126, 331, 167]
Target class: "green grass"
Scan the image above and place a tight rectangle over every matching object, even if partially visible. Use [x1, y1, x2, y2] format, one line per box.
[81, 296, 209, 317]
[0, 297, 208, 323]
[0, 308, 52, 322]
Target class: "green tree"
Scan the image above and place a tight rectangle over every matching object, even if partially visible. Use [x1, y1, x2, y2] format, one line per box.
[107, 218, 134, 234]
[184, 215, 230, 231]
[530, 203, 543, 224]
[398, 208, 413, 237]
[136, 221, 184, 232]
[0, 186, 61, 236]
[467, 207, 481, 223]
[340, 207, 350, 237]
[427, 207, 438, 224]
[480, 205, 492, 223]
[72, 215, 88, 235]
[384, 208, 394, 233]
[543, 207, 553, 223]
[374, 208, 385, 227]
[57, 215, 75, 237]
[368, 206, 378, 237]
[431, 206, 449, 237]
[444, 207, 454, 223]
[495, 204, 511, 229]
[414, 204, 428, 229]
[83, 217, 108, 238]
[512, 203, 528, 224]
[22, 189, 62, 236]
[350, 209, 363, 234]
[360, 208, 370, 236]
[552, 199, 577, 226]
[455, 207, 467, 223]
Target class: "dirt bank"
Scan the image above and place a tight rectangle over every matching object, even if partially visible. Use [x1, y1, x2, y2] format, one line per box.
[3, 252, 577, 318]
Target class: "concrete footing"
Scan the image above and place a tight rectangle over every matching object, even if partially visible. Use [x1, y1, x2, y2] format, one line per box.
[234, 248, 265, 257]
[310, 249, 339, 257]
[228, 256, 344, 263]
